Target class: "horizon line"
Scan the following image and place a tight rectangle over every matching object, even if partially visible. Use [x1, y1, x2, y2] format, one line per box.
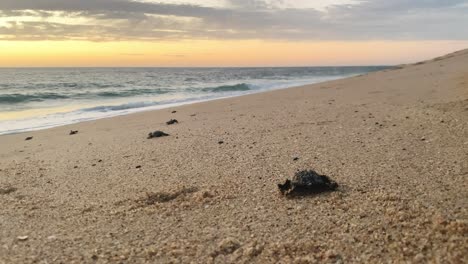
[0, 64, 394, 69]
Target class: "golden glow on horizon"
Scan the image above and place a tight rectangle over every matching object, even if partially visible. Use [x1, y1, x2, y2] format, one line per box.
[1, 40, 468, 67]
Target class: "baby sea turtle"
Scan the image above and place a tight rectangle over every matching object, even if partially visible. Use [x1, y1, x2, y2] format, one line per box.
[166, 119, 178, 125]
[25, 137, 33, 141]
[147, 131, 169, 139]
[278, 169, 338, 196]
[69, 130, 78, 135]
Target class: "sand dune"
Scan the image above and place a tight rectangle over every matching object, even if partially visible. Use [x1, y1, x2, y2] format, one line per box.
[0, 50, 467, 263]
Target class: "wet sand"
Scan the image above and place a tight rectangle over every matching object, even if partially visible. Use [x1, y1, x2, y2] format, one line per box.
[0, 50, 467, 263]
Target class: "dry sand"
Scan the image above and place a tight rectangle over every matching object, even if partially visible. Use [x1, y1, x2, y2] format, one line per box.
[0, 50, 467, 263]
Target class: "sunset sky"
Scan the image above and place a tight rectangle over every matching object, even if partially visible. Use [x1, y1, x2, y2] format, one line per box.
[0, 0, 467, 67]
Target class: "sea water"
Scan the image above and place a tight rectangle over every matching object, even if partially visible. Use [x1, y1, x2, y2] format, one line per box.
[0, 66, 389, 135]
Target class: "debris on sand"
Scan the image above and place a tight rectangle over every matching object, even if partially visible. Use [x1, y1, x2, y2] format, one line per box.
[69, 130, 78, 135]
[171, 110, 177, 114]
[147, 131, 169, 139]
[17, 236, 29, 241]
[278, 170, 338, 196]
[0, 186, 17, 195]
[216, 238, 241, 255]
[166, 119, 178, 125]
[25, 137, 33, 141]
[218, 141, 224, 144]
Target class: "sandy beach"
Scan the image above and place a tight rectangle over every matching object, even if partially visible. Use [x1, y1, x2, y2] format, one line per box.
[0, 50, 467, 263]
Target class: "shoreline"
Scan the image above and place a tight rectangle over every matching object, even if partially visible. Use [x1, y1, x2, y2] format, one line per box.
[0, 50, 467, 263]
[0, 72, 376, 136]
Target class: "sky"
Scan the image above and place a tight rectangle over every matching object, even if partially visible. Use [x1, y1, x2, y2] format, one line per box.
[0, 0, 467, 67]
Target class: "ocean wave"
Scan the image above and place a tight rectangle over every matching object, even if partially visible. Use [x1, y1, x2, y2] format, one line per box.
[95, 88, 171, 98]
[201, 83, 251, 92]
[0, 93, 69, 104]
[81, 101, 161, 112]
[0, 88, 173, 105]
[44, 82, 126, 89]
[0, 82, 127, 90]
[80, 94, 220, 113]
[0, 66, 392, 135]
[62, 83, 79, 88]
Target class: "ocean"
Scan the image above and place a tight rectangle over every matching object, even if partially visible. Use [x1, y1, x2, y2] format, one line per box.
[0, 66, 389, 135]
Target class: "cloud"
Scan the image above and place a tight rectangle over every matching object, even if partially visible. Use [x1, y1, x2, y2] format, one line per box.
[0, 0, 467, 41]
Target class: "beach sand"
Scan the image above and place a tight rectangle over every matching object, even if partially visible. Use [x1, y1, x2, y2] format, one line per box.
[0, 50, 467, 263]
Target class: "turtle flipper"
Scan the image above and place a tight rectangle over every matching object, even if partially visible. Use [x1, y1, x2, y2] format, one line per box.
[278, 179, 294, 195]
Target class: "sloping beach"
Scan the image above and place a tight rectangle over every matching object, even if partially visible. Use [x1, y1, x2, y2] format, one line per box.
[0, 50, 467, 263]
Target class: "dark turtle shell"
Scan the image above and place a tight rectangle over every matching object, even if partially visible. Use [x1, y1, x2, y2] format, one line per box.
[148, 131, 169, 139]
[278, 170, 338, 196]
[166, 119, 178, 125]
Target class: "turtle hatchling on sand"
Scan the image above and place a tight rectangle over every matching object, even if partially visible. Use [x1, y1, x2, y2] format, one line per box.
[147, 131, 169, 139]
[278, 169, 338, 196]
[166, 119, 178, 125]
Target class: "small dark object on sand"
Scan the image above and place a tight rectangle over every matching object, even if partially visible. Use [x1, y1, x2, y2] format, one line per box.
[218, 141, 224, 144]
[166, 119, 178, 125]
[293, 157, 299, 161]
[147, 131, 169, 139]
[136, 165, 142, 169]
[25, 137, 33, 141]
[69, 130, 78, 135]
[278, 170, 338, 196]
[0, 186, 17, 195]
[171, 111, 177, 113]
